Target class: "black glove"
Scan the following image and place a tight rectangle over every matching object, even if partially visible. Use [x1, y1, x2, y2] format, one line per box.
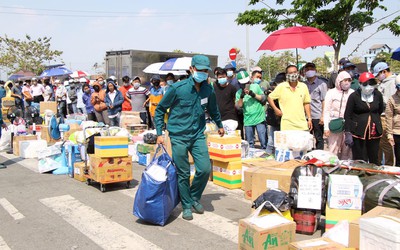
[240, 91, 245, 99]
[249, 90, 256, 98]
[344, 132, 354, 147]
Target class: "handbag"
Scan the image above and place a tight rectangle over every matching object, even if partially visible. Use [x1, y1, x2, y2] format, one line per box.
[328, 92, 345, 133]
[133, 144, 179, 226]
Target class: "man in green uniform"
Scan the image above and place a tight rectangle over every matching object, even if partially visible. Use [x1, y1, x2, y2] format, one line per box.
[155, 55, 225, 220]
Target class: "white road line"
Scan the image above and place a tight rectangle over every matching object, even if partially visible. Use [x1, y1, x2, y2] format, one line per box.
[0, 198, 25, 220]
[0, 236, 11, 250]
[40, 195, 161, 250]
[123, 186, 238, 243]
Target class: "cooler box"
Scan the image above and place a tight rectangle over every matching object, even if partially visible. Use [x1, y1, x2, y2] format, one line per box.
[360, 216, 400, 250]
[89, 155, 132, 183]
[19, 140, 47, 159]
[207, 134, 241, 162]
[13, 135, 37, 156]
[94, 136, 129, 158]
[212, 160, 242, 189]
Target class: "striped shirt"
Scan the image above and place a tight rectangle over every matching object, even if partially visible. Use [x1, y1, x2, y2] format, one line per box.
[127, 87, 150, 112]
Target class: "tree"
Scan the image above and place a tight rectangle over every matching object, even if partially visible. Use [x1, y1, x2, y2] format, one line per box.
[375, 52, 400, 74]
[236, 0, 400, 69]
[257, 51, 297, 81]
[0, 35, 63, 75]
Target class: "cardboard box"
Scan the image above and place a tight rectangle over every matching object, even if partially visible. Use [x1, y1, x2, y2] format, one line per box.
[19, 140, 47, 159]
[137, 143, 157, 154]
[328, 174, 363, 198]
[13, 135, 37, 156]
[328, 196, 362, 210]
[325, 205, 361, 231]
[2, 97, 15, 108]
[360, 215, 400, 250]
[212, 160, 242, 189]
[74, 162, 87, 182]
[120, 112, 141, 129]
[64, 123, 82, 140]
[94, 136, 129, 158]
[126, 124, 148, 136]
[207, 134, 241, 162]
[137, 152, 151, 166]
[89, 155, 132, 183]
[40, 125, 61, 144]
[238, 218, 296, 250]
[289, 238, 345, 250]
[40, 101, 57, 114]
[251, 160, 303, 202]
[349, 206, 400, 249]
[242, 159, 282, 195]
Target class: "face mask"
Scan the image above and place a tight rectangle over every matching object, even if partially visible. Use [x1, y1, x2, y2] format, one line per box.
[378, 73, 386, 81]
[340, 81, 351, 91]
[253, 78, 261, 84]
[133, 82, 140, 88]
[227, 71, 234, 77]
[98, 80, 104, 85]
[217, 77, 227, 85]
[85, 89, 91, 94]
[286, 73, 299, 83]
[153, 81, 160, 87]
[360, 85, 375, 95]
[93, 86, 100, 92]
[396, 84, 400, 91]
[167, 80, 174, 86]
[305, 70, 316, 78]
[124, 82, 130, 86]
[193, 71, 209, 83]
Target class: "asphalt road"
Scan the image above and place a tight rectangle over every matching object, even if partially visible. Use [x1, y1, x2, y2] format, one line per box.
[0, 152, 317, 250]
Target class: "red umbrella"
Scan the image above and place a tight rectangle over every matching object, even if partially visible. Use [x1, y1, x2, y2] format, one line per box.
[70, 70, 89, 78]
[258, 26, 335, 64]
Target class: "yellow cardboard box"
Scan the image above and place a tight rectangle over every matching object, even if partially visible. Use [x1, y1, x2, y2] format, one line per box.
[289, 238, 345, 250]
[13, 135, 37, 156]
[89, 155, 132, 183]
[238, 218, 296, 250]
[212, 160, 242, 189]
[207, 134, 241, 162]
[74, 162, 87, 182]
[325, 205, 361, 231]
[94, 136, 129, 158]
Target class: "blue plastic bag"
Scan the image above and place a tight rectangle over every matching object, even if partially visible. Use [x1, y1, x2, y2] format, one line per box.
[133, 144, 179, 226]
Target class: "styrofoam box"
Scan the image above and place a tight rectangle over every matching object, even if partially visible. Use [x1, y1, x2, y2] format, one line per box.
[360, 216, 400, 250]
[328, 174, 363, 198]
[20, 140, 48, 159]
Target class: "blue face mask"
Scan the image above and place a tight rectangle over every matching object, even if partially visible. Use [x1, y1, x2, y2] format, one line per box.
[167, 80, 174, 86]
[253, 78, 261, 84]
[217, 77, 227, 85]
[193, 71, 208, 83]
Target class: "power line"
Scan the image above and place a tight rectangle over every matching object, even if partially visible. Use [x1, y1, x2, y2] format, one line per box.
[0, 6, 238, 17]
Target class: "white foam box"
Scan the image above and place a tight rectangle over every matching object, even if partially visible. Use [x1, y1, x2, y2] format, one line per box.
[328, 174, 363, 198]
[360, 216, 400, 250]
[19, 140, 48, 159]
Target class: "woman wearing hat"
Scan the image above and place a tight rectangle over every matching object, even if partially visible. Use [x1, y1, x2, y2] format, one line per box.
[344, 72, 384, 164]
[385, 75, 400, 166]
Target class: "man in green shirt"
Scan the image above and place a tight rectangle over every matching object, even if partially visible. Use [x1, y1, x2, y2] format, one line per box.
[235, 70, 267, 149]
[155, 55, 224, 221]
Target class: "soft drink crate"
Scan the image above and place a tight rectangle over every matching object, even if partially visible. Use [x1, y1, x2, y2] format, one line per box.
[212, 160, 242, 189]
[94, 136, 129, 158]
[328, 174, 363, 198]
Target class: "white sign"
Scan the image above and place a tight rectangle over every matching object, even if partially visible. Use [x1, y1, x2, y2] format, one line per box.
[297, 175, 322, 210]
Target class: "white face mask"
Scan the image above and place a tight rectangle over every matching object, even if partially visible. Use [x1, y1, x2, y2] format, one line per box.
[227, 71, 234, 77]
[361, 85, 375, 96]
[305, 70, 316, 78]
[133, 82, 140, 88]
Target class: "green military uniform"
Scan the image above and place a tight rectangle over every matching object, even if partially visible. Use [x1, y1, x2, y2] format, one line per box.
[351, 79, 360, 91]
[155, 76, 223, 209]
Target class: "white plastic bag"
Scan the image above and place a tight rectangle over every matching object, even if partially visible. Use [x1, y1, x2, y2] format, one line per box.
[0, 126, 11, 151]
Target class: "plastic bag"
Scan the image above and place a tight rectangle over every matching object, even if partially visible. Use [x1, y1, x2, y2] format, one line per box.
[252, 189, 291, 212]
[143, 133, 157, 144]
[0, 126, 11, 151]
[133, 145, 179, 226]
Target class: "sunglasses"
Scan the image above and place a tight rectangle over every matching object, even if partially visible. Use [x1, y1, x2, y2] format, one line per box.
[361, 79, 377, 87]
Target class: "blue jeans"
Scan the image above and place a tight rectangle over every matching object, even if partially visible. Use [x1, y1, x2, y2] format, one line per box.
[245, 122, 267, 149]
[266, 125, 279, 155]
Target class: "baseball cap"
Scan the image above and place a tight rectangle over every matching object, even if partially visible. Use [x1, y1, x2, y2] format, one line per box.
[339, 57, 350, 65]
[191, 55, 211, 71]
[224, 63, 236, 71]
[343, 62, 356, 69]
[54, 79, 60, 84]
[304, 62, 316, 69]
[109, 75, 117, 81]
[31, 77, 37, 81]
[359, 72, 375, 83]
[373, 62, 389, 77]
[237, 70, 250, 84]
[251, 66, 263, 73]
[151, 75, 161, 81]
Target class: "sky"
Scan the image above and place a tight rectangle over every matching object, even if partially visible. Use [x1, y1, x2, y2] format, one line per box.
[0, 0, 399, 77]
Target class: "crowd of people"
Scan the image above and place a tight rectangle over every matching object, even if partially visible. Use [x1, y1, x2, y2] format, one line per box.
[2, 56, 400, 167]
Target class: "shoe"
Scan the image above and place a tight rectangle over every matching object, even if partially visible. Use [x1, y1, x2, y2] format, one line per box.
[192, 201, 204, 214]
[265, 154, 275, 160]
[182, 209, 193, 220]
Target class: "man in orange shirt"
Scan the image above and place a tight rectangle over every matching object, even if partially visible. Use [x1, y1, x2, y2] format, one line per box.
[120, 75, 133, 111]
